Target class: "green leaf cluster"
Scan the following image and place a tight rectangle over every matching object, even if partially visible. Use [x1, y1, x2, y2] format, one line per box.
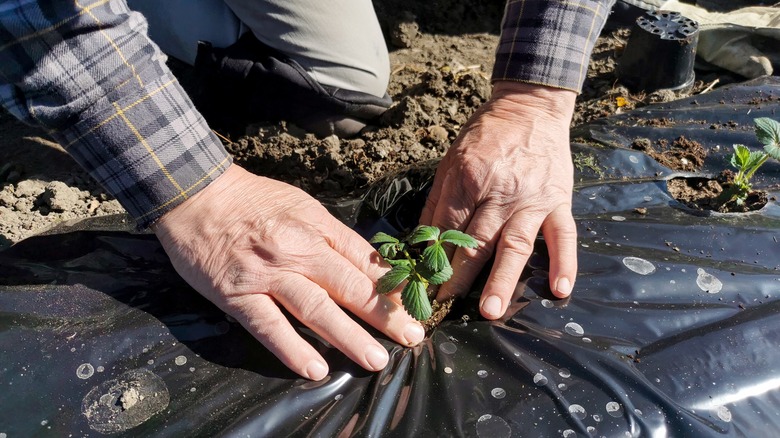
[370, 225, 478, 321]
[725, 117, 780, 205]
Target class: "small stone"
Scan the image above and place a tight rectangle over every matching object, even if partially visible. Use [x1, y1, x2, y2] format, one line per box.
[41, 181, 83, 212]
[14, 179, 46, 198]
[426, 125, 449, 143]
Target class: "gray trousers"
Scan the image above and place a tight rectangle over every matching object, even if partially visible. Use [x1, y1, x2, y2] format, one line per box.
[127, 0, 390, 98]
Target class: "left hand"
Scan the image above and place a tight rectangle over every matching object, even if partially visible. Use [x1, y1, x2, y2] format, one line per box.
[420, 81, 578, 319]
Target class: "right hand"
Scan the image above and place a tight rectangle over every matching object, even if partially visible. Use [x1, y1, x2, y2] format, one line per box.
[152, 165, 425, 380]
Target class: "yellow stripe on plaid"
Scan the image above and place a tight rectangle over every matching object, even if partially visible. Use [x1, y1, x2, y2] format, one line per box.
[112, 101, 187, 200]
[563, 1, 607, 89]
[502, 0, 528, 79]
[0, 0, 111, 52]
[137, 156, 231, 221]
[75, 0, 144, 88]
[63, 79, 177, 149]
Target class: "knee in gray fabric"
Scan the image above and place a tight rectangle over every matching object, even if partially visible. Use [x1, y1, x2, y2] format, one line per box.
[193, 32, 392, 138]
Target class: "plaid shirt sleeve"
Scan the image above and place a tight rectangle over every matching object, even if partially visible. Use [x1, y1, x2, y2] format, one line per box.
[493, 0, 616, 92]
[0, 0, 232, 229]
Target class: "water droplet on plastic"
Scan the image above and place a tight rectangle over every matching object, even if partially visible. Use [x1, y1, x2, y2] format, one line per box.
[190, 387, 196, 392]
[533, 373, 548, 386]
[629, 156, 639, 164]
[643, 196, 653, 202]
[717, 405, 732, 422]
[606, 401, 623, 417]
[147, 359, 154, 365]
[541, 299, 554, 308]
[558, 383, 567, 390]
[174, 355, 187, 366]
[40, 420, 48, 426]
[189, 367, 195, 372]
[562, 429, 576, 437]
[0, 432, 6, 438]
[491, 387, 506, 399]
[587, 426, 596, 434]
[582, 337, 592, 343]
[476, 414, 511, 438]
[623, 257, 656, 275]
[611, 216, 626, 222]
[559, 368, 571, 378]
[569, 404, 587, 420]
[634, 408, 643, 417]
[477, 370, 488, 378]
[565, 322, 584, 337]
[76, 363, 95, 380]
[334, 394, 343, 401]
[593, 414, 602, 422]
[696, 268, 723, 294]
[439, 342, 457, 354]
[96, 366, 104, 373]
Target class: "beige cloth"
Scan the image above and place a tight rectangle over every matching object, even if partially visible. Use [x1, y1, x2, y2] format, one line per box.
[620, 1, 780, 78]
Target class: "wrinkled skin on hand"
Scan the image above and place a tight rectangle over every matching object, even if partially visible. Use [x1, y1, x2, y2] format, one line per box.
[421, 81, 578, 319]
[153, 165, 425, 380]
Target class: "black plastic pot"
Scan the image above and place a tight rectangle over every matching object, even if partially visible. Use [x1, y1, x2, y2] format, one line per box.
[617, 10, 699, 93]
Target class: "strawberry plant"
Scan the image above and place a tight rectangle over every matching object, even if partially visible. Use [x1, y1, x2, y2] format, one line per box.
[724, 117, 780, 206]
[370, 225, 478, 320]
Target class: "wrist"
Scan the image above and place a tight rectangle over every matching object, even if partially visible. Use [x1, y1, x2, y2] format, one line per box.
[152, 163, 244, 237]
[490, 81, 576, 121]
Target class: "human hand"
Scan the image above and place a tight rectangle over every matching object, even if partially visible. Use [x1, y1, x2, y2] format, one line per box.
[420, 81, 578, 319]
[153, 165, 424, 380]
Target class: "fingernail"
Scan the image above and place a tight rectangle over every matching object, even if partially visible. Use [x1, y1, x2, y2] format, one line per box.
[482, 295, 502, 318]
[306, 360, 328, 381]
[365, 344, 389, 371]
[403, 323, 425, 345]
[556, 277, 572, 297]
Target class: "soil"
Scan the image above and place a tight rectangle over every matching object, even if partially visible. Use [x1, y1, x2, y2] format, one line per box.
[630, 136, 707, 172]
[667, 171, 770, 213]
[0, 2, 746, 319]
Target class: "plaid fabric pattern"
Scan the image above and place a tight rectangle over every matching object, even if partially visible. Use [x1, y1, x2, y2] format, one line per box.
[0, 0, 231, 228]
[494, 0, 616, 92]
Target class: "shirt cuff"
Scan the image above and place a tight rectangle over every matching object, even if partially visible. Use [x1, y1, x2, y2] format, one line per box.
[50, 71, 232, 229]
[492, 0, 615, 92]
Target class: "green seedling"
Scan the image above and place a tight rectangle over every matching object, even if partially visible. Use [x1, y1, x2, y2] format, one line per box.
[725, 117, 780, 205]
[370, 225, 478, 321]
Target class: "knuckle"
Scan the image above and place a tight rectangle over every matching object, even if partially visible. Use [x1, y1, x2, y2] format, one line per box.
[499, 229, 536, 258]
[296, 290, 331, 322]
[464, 237, 494, 261]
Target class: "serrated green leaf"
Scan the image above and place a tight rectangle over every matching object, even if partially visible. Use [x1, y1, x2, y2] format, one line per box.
[376, 263, 412, 294]
[407, 225, 440, 245]
[439, 229, 478, 248]
[401, 279, 432, 320]
[386, 258, 412, 267]
[755, 117, 780, 150]
[764, 143, 780, 161]
[370, 232, 399, 244]
[423, 243, 450, 272]
[744, 150, 766, 173]
[732, 144, 750, 169]
[378, 242, 398, 258]
[426, 264, 453, 284]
